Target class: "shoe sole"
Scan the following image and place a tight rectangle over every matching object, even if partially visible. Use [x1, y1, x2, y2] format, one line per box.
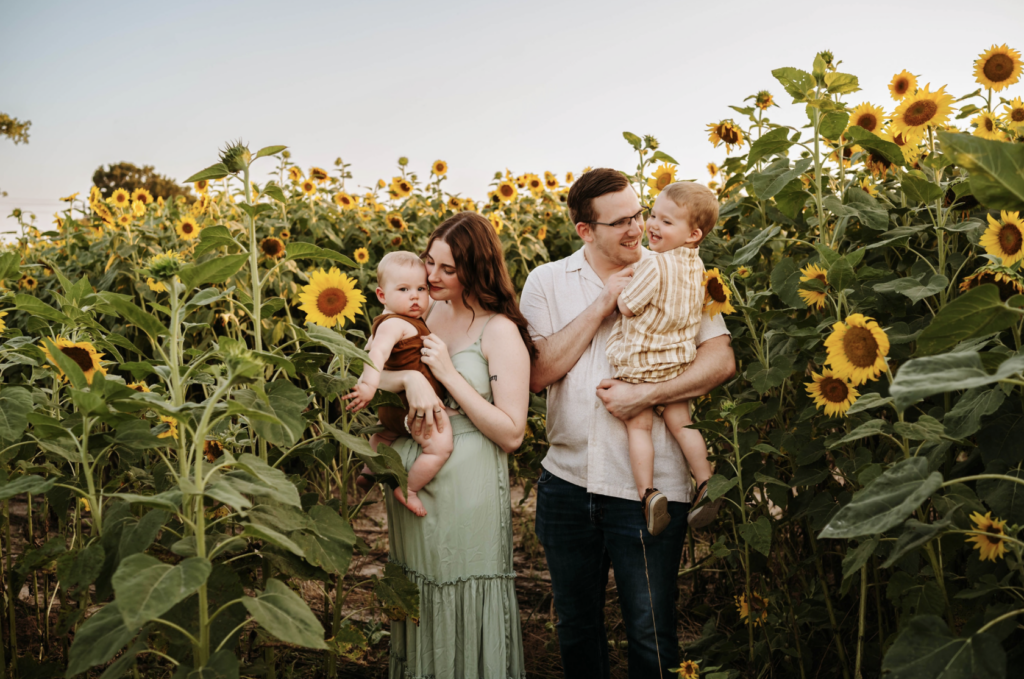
[687, 496, 722, 530]
[647, 493, 670, 536]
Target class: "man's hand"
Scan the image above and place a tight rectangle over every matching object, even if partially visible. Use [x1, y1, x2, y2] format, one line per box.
[596, 378, 654, 422]
[595, 267, 634, 317]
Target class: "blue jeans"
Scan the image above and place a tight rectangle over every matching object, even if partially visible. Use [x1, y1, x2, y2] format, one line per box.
[535, 469, 690, 679]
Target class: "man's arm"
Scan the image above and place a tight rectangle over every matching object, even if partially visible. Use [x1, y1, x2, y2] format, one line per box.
[595, 334, 736, 421]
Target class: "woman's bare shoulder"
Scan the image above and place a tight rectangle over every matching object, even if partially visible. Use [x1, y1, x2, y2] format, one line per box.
[482, 314, 525, 350]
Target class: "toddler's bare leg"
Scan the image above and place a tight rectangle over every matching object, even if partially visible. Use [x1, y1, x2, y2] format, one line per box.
[625, 407, 656, 499]
[356, 428, 399, 490]
[393, 410, 454, 517]
[663, 401, 711, 486]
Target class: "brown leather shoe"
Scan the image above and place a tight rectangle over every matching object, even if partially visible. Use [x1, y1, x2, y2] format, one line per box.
[642, 488, 670, 536]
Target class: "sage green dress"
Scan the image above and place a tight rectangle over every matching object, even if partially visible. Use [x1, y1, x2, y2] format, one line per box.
[386, 318, 526, 679]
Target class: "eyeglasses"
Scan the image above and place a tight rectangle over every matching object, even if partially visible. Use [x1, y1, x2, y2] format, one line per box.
[590, 208, 648, 229]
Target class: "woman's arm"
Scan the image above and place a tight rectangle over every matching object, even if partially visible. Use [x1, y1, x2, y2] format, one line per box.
[376, 369, 447, 436]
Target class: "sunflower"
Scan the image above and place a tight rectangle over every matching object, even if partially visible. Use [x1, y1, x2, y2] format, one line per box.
[148, 251, 185, 279]
[971, 112, 1005, 141]
[736, 265, 752, 278]
[333, 192, 356, 210]
[131, 188, 153, 205]
[385, 212, 407, 231]
[959, 265, 1024, 301]
[354, 247, 370, 264]
[390, 177, 413, 198]
[0, 311, 7, 333]
[858, 177, 879, 198]
[847, 102, 886, 135]
[114, 213, 131, 230]
[260, 237, 285, 259]
[192, 194, 211, 215]
[884, 125, 923, 164]
[447, 196, 462, 211]
[146, 277, 167, 293]
[176, 216, 200, 241]
[565, 171, 574, 183]
[980, 210, 1024, 266]
[300, 179, 317, 197]
[194, 179, 210, 194]
[545, 174, 559, 190]
[309, 166, 329, 183]
[489, 212, 504, 234]
[40, 338, 107, 384]
[60, 192, 79, 202]
[390, 235, 403, 247]
[707, 162, 720, 177]
[824, 314, 890, 385]
[735, 593, 768, 627]
[157, 415, 178, 440]
[432, 160, 448, 176]
[754, 90, 774, 110]
[279, 229, 290, 240]
[19, 274, 37, 290]
[536, 225, 548, 241]
[109, 188, 131, 208]
[647, 164, 677, 197]
[707, 120, 746, 153]
[497, 180, 518, 202]
[672, 660, 700, 679]
[524, 175, 543, 196]
[287, 166, 303, 182]
[974, 44, 1022, 92]
[126, 381, 150, 393]
[131, 200, 146, 217]
[806, 369, 860, 417]
[92, 202, 112, 223]
[999, 97, 1024, 133]
[891, 84, 955, 139]
[966, 511, 1009, 562]
[297, 267, 366, 327]
[703, 269, 735, 317]
[798, 264, 829, 309]
[888, 70, 916, 101]
[865, 149, 895, 178]
[204, 439, 224, 462]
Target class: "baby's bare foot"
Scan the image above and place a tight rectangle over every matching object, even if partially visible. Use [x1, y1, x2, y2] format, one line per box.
[393, 487, 428, 517]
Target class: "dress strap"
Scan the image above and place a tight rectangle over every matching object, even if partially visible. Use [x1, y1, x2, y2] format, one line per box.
[475, 314, 497, 343]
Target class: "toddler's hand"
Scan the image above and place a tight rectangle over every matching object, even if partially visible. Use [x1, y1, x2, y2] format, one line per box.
[344, 382, 376, 411]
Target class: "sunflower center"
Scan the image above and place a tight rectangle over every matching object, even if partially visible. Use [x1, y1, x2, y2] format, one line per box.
[61, 346, 95, 372]
[183, 223, 194, 233]
[262, 239, 282, 256]
[856, 114, 878, 131]
[657, 174, 672, 189]
[719, 125, 740, 144]
[1013, 109, 1024, 122]
[707, 278, 727, 303]
[985, 117, 995, 132]
[820, 377, 849, 403]
[316, 288, 349, 317]
[814, 274, 827, 285]
[999, 224, 1023, 255]
[984, 525, 1004, 544]
[895, 78, 909, 94]
[842, 326, 879, 368]
[904, 100, 938, 126]
[984, 54, 1014, 82]
[501, 185, 514, 197]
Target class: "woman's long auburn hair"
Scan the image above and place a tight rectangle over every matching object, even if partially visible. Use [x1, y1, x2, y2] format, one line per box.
[424, 212, 538, 362]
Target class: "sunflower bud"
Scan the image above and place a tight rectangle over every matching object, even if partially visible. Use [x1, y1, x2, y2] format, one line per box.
[644, 135, 660, 150]
[282, 150, 291, 159]
[223, 342, 264, 384]
[398, 157, 409, 167]
[219, 139, 252, 173]
[12, 208, 21, 218]
[147, 251, 185, 280]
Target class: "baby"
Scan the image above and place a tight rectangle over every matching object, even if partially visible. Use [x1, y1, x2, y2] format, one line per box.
[345, 251, 454, 517]
[605, 181, 721, 536]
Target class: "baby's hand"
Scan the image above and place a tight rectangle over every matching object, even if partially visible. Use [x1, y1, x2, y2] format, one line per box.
[344, 381, 377, 411]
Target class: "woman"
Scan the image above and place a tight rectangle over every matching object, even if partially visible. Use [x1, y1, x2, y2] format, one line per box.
[377, 212, 535, 679]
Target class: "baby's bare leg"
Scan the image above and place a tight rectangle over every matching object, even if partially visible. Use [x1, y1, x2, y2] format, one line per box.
[663, 401, 711, 486]
[393, 409, 454, 517]
[356, 428, 399, 490]
[625, 407, 656, 499]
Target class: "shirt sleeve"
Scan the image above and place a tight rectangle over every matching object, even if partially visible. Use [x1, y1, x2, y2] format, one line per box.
[520, 266, 553, 341]
[695, 310, 730, 345]
[619, 257, 660, 315]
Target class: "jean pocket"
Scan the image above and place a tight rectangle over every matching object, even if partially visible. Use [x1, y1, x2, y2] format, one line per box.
[537, 469, 553, 486]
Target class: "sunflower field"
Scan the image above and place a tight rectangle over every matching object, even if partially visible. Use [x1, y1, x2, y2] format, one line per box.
[3, 44, 1024, 679]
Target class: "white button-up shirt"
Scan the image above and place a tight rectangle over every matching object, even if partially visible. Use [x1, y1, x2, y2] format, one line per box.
[520, 246, 730, 503]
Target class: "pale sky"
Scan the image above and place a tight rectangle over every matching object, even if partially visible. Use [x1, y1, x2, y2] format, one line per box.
[4, 0, 1024, 235]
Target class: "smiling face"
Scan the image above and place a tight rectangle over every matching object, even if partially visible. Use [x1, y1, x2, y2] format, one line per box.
[376, 262, 430, 318]
[578, 186, 643, 270]
[424, 239, 464, 303]
[646, 193, 702, 253]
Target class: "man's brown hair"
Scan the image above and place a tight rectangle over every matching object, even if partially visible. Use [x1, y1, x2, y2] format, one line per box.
[567, 168, 630, 225]
[660, 181, 720, 241]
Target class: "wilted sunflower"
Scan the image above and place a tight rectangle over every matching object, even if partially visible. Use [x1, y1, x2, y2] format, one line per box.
[385, 212, 407, 231]
[176, 216, 200, 241]
[980, 210, 1024, 266]
[309, 166, 329, 183]
[194, 179, 210, 194]
[847, 102, 886, 135]
[146, 277, 167, 293]
[390, 235, 403, 247]
[334, 192, 356, 210]
[489, 212, 504, 234]
[354, 247, 370, 264]
[959, 265, 1024, 301]
[131, 188, 153, 205]
[966, 511, 1009, 562]
[971, 111, 1005, 141]
[892, 84, 955, 139]
[497, 180, 518, 202]
[673, 660, 700, 679]
[0, 311, 7, 333]
[865, 149, 895, 178]
[157, 415, 178, 440]
[974, 44, 1022, 92]
[707, 162, 720, 177]
[1002, 97, 1024, 131]
[707, 120, 746, 153]
[260, 237, 285, 259]
[391, 177, 413, 198]
[40, 338, 107, 384]
[647, 164, 677, 197]
[297, 267, 365, 327]
[126, 381, 150, 393]
[825, 314, 890, 385]
[888, 70, 916, 101]
[754, 90, 774, 110]
[798, 264, 829, 309]
[735, 593, 768, 627]
[806, 369, 860, 417]
[300, 179, 317, 197]
[432, 160, 448, 176]
[109, 188, 131, 208]
[288, 166, 303, 182]
[703, 269, 735, 317]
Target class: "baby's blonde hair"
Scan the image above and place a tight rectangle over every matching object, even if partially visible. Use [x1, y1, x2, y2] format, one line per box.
[376, 250, 425, 289]
[659, 181, 720, 241]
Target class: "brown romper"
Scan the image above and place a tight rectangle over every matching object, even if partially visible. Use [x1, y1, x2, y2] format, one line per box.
[370, 312, 446, 437]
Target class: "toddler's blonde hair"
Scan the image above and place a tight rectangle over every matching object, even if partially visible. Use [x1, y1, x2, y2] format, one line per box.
[376, 250, 425, 289]
[659, 181, 720, 241]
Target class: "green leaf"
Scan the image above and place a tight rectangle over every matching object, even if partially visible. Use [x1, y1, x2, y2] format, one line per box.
[65, 603, 136, 677]
[178, 253, 249, 290]
[0, 386, 33, 441]
[826, 419, 891, 447]
[828, 255, 856, 292]
[945, 387, 1006, 439]
[112, 553, 211, 629]
[881, 615, 1005, 678]
[872, 274, 949, 304]
[731, 226, 780, 267]
[230, 453, 302, 507]
[977, 459, 1024, 524]
[755, 158, 813, 200]
[15, 293, 72, 324]
[841, 538, 878, 581]
[746, 128, 793, 168]
[772, 67, 815, 102]
[242, 578, 328, 649]
[819, 458, 944, 539]
[770, 257, 805, 308]
[891, 352, 1024, 411]
[737, 516, 772, 557]
[284, 242, 358, 268]
[0, 474, 56, 500]
[57, 543, 105, 593]
[373, 562, 420, 623]
[0, 251, 21, 280]
[882, 517, 953, 568]
[184, 163, 231, 184]
[98, 292, 169, 339]
[824, 72, 859, 94]
[819, 111, 850, 140]
[303, 323, 372, 364]
[293, 507, 355, 576]
[843, 125, 905, 166]
[893, 415, 947, 442]
[241, 524, 306, 557]
[707, 474, 738, 501]
[940, 129, 1024, 210]
[901, 172, 945, 203]
[234, 381, 307, 448]
[915, 285, 1024, 356]
[622, 131, 642, 150]
[263, 182, 286, 203]
[651, 150, 678, 164]
[255, 145, 287, 159]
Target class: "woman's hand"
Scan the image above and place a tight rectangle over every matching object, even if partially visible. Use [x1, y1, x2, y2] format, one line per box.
[420, 334, 457, 385]
[404, 370, 446, 439]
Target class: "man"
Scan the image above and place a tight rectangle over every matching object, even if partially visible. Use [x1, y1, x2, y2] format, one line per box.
[520, 168, 735, 678]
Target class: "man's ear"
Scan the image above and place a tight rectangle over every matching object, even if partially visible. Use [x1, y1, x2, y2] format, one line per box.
[575, 221, 595, 243]
[375, 287, 386, 305]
